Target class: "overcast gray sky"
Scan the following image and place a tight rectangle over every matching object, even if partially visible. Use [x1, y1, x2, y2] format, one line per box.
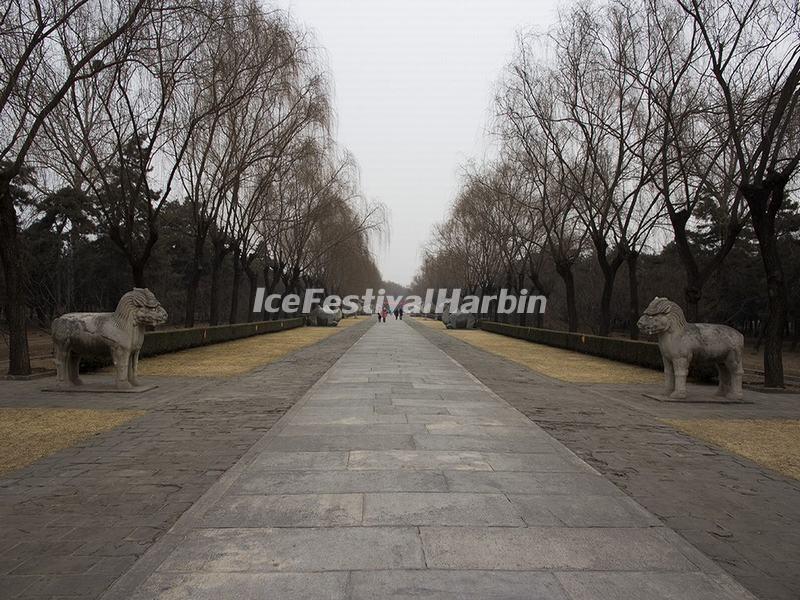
[274, 0, 559, 285]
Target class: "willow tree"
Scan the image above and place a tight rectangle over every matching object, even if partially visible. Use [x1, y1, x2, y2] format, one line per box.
[0, 0, 154, 375]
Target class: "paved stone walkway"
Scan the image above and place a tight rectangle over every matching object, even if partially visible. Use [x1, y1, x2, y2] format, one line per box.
[106, 319, 756, 599]
[410, 319, 800, 600]
[0, 319, 372, 599]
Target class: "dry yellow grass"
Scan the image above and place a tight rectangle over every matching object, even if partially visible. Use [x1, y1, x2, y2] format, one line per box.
[664, 419, 800, 480]
[417, 320, 660, 384]
[137, 317, 366, 378]
[414, 317, 449, 329]
[0, 408, 144, 474]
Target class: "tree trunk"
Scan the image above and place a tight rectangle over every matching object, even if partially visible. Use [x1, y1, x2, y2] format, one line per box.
[744, 183, 786, 387]
[627, 251, 640, 340]
[209, 250, 224, 326]
[555, 261, 578, 333]
[684, 285, 701, 323]
[245, 265, 258, 323]
[131, 261, 146, 288]
[528, 265, 548, 329]
[599, 273, 614, 336]
[184, 240, 204, 327]
[593, 239, 623, 337]
[262, 265, 279, 320]
[229, 248, 241, 324]
[0, 174, 31, 376]
[184, 267, 200, 328]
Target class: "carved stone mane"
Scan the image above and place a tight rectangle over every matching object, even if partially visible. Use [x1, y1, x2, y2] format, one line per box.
[114, 289, 154, 327]
[52, 288, 167, 389]
[643, 297, 687, 331]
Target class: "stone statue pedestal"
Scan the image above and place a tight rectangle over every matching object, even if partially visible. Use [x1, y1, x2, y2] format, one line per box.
[643, 392, 752, 405]
[42, 383, 158, 394]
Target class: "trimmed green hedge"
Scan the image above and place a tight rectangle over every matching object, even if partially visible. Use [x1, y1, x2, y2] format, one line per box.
[480, 321, 663, 369]
[479, 321, 716, 380]
[78, 318, 305, 370]
[140, 317, 305, 357]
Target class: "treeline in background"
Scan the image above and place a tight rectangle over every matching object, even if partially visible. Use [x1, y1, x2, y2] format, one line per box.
[413, 0, 800, 387]
[0, 0, 386, 376]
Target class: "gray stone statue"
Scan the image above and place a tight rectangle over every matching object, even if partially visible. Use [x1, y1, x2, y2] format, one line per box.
[637, 297, 743, 400]
[306, 305, 342, 326]
[445, 309, 477, 330]
[51, 288, 168, 389]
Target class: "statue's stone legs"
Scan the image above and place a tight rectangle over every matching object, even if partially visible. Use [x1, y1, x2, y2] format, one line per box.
[670, 358, 689, 399]
[68, 352, 83, 386]
[663, 361, 675, 394]
[128, 351, 140, 387]
[113, 349, 133, 390]
[54, 348, 65, 385]
[727, 351, 744, 400]
[716, 363, 731, 397]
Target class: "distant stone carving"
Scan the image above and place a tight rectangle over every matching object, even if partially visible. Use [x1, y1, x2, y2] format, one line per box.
[637, 297, 743, 400]
[52, 288, 168, 389]
[307, 306, 342, 327]
[440, 303, 451, 323]
[446, 310, 477, 330]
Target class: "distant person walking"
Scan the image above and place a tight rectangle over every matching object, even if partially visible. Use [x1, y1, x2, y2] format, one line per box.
[399, 306, 404, 320]
[393, 307, 399, 320]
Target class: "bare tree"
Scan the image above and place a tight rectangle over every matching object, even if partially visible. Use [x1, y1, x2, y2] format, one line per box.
[0, 0, 154, 375]
[498, 50, 588, 331]
[44, 2, 223, 288]
[678, 0, 800, 386]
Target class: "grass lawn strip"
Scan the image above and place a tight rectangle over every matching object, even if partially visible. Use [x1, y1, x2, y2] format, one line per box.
[415, 318, 660, 384]
[0, 408, 145, 474]
[664, 418, 800, 480]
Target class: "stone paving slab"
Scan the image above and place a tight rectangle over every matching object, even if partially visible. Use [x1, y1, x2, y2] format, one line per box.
[200, 493, 364, 527]
[419, 526, 698, 570]
[231, 469, 450, 494]
[104, 319, 757, 599]
[131, 572, 349, 599]
[348, 570, 569, 600]
[362, 492, 525, 526]
[155, 527, 426, 572]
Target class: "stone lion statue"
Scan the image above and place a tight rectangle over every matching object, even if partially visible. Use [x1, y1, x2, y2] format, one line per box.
[637, 297, 743, 400]
[306, 305, 342, 327]
[51, 288, 168, 389]
[445, 310, 477, 330]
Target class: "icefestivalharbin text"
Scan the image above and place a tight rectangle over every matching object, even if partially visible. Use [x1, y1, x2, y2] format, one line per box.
[252, 288, 546, 316]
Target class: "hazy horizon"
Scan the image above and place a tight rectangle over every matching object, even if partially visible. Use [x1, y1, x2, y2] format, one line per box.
[274, 0, 559, 285]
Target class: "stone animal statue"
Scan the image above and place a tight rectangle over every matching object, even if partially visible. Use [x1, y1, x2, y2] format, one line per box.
[306, 305, 342, 327]
[446, 310, 477, 330]
[637, 297, 743, 400]
[440, 303, 451, 324]
[51, 288, 168, 389]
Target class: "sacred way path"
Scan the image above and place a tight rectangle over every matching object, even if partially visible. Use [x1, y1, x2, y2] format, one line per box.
[104, 318, 756, 600]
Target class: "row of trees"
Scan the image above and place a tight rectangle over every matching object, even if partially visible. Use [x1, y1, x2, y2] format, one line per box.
[1, 0, 385, 375]
[414, 0, 800, 387]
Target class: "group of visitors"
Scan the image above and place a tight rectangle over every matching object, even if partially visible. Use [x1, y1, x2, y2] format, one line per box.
[376, 304, 404, 322]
